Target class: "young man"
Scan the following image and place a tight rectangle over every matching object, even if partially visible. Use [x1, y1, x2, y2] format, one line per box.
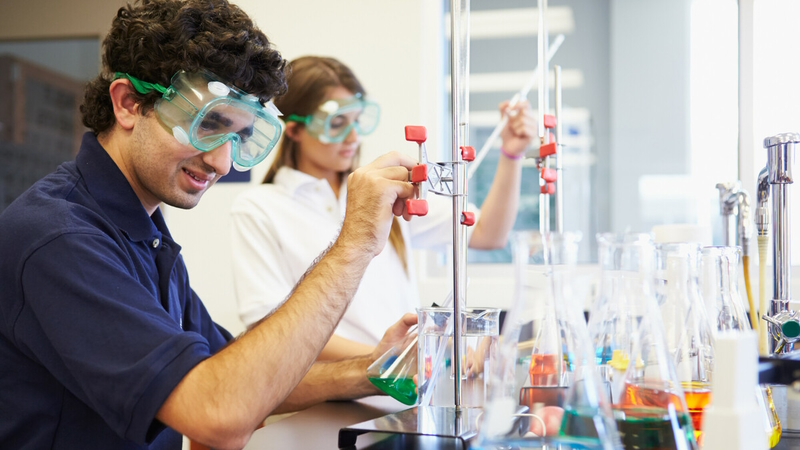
[0, 1, 418, 448]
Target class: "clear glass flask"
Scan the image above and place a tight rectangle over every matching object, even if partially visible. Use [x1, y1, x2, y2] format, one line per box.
[654, 242, 714, 444]
[700, 246, 750, 331]
[476, 231, 623, 449]
[366, 324, 419, 405]
[589, 233, 698, 450]
[700, 245, 782, 447]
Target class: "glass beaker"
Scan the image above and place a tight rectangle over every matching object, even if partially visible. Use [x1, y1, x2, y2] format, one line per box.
[366, 324, 419, 405]
[654, 242, 714, 444]
[417, 306, 500, 408]
[700, 245, 782, 447]
[589, 233, 698, 450]
[477, 231, 622, 449]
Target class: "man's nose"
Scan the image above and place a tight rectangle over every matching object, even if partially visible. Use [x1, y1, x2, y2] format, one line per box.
[204, 140, 232, 177]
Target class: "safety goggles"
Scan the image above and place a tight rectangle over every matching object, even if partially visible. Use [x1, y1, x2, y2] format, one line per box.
[114, 70, 283, 171]
[285, 95, 380, 144]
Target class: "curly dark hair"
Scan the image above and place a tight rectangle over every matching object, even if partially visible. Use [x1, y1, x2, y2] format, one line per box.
[81, 0, 287, 134]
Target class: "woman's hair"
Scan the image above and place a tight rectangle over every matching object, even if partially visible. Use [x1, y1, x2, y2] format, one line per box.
[81, 0, 287, 135]
[265, 56, 408, 275]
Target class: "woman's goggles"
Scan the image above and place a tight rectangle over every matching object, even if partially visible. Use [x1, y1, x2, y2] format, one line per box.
[114, 70, 283, 171]
[286, 95, 380, 144]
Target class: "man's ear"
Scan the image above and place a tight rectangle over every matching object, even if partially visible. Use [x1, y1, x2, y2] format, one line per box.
[283, 122, 302, 142]
[108, 79, 141, 131]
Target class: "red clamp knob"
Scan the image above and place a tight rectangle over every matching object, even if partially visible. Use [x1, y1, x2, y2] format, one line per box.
[405, 126, 427, 143]
[543, 114, 557, 129]
[540, 168, 557, 183]
[540, 183, 555, 195]
[539, 142, 557, 158]
[461, 211, 475, 226]
[406, 199, 429, 216]
[410, 164, 428, 183]
[460, 146, 475, 162]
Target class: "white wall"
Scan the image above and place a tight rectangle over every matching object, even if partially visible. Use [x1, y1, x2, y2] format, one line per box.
[163, 0, 445, 336]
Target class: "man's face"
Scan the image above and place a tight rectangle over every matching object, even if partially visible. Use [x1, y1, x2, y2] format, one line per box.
[124, 110, 232, 213]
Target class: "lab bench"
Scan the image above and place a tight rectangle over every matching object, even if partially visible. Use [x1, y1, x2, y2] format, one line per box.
[242, 394, 800, 449]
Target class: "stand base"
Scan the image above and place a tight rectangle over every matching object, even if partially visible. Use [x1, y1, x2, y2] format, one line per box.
[338, 405, 483, 449]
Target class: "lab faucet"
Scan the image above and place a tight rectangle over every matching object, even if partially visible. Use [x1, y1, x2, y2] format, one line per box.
[759, 133, 800, 354]
[716, 181, 752, 252]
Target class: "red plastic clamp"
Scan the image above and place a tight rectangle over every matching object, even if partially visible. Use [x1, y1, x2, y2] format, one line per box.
[406, 199, 429, 216]
[540, 183, 555, 195]
[405, 126, 427, 143]
[540, 168, 557, 183]
[543, 114, 557, 129]
[461, 211, 475, 226]
[539, 142, 557, 158]
[410, 164, 428, 183]
[460, 146, 475, 162]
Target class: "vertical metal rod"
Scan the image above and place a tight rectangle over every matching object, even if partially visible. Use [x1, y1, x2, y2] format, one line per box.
[772, 183, 791, 316]
[538, 0, 550, 233]
[554, 65, 563, 233]
[448, 0, 467, 409]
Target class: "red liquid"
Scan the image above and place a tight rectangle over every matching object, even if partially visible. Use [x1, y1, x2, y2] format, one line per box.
[529, 353, 565, 386]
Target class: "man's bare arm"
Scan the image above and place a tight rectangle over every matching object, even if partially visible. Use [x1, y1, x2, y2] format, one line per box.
[156, 153, 417, 450]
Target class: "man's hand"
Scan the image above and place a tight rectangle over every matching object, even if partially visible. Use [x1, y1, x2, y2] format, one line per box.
[340, 152, 417, 256]
[499, 100, 536, 158]
[371, 313, 418, 360]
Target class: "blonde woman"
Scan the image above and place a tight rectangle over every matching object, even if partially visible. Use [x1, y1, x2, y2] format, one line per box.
[231, 56, 534, 360]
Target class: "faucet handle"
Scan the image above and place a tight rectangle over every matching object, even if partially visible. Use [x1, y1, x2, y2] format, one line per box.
[763, 310, 800, 352]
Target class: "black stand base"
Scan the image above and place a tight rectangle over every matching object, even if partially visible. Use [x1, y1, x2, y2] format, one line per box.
[338, 405, 483, 449]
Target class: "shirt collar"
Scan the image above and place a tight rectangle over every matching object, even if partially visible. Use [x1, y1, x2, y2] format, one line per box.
[75, 132, 165, 242]
[273, 166, 339, 196]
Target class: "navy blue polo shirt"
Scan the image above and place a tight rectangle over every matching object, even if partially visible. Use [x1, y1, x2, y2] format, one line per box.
[0, 133, 233, 449]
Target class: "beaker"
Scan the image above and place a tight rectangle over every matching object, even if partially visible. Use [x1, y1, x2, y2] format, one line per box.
[366, 324, 418, 405]
[700, 245, 782, 447]
[477, 231, 622, 449]
[417, 306, 500, 408]
[654, 242, 714, 444]
[589, 233, 698, 450]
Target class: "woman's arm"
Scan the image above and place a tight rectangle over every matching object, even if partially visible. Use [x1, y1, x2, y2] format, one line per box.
[469, 101, 535, 250]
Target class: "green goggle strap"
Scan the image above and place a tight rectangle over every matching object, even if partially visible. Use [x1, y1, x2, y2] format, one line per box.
[285, 114, 311, 125]
[113, 72, 168, 96]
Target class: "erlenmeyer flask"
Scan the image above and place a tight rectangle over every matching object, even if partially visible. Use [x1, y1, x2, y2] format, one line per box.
[654, 243, 714, 444]
[700, 246, 750, 331]
[700, 245, 782, 448]
[476, 231, 622, 450]
[366, 324, 418, 405]
[589, 233, 698, 450]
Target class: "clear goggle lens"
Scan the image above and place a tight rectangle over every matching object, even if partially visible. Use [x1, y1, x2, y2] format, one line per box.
[303, 97, 380, 144]
[154, 70, 282, 171]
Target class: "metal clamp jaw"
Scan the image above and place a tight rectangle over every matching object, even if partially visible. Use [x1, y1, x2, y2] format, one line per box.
[763, 310, 800, 353]
[404, 125, 475, 225]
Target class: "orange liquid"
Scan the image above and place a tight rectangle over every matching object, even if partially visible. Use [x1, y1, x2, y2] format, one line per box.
[616, 383, 697, 449]
[529, 353, 565, 386]
[620, 383, 686, 411]
[682, 382, 711, 445]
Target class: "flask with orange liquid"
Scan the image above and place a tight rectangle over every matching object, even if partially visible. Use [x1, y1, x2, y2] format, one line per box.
[587, 233, 698, 450]
[655, 243, 714, 445]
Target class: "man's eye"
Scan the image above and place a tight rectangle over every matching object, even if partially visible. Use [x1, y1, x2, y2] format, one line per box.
[199, 120, 220, 132]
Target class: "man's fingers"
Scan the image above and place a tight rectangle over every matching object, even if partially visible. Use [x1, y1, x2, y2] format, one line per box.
[363, 151, 418, 171]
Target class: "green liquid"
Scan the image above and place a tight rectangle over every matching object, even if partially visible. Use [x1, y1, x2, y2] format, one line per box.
[560, 407, 697, 450]
[368, 376, 418, 405]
